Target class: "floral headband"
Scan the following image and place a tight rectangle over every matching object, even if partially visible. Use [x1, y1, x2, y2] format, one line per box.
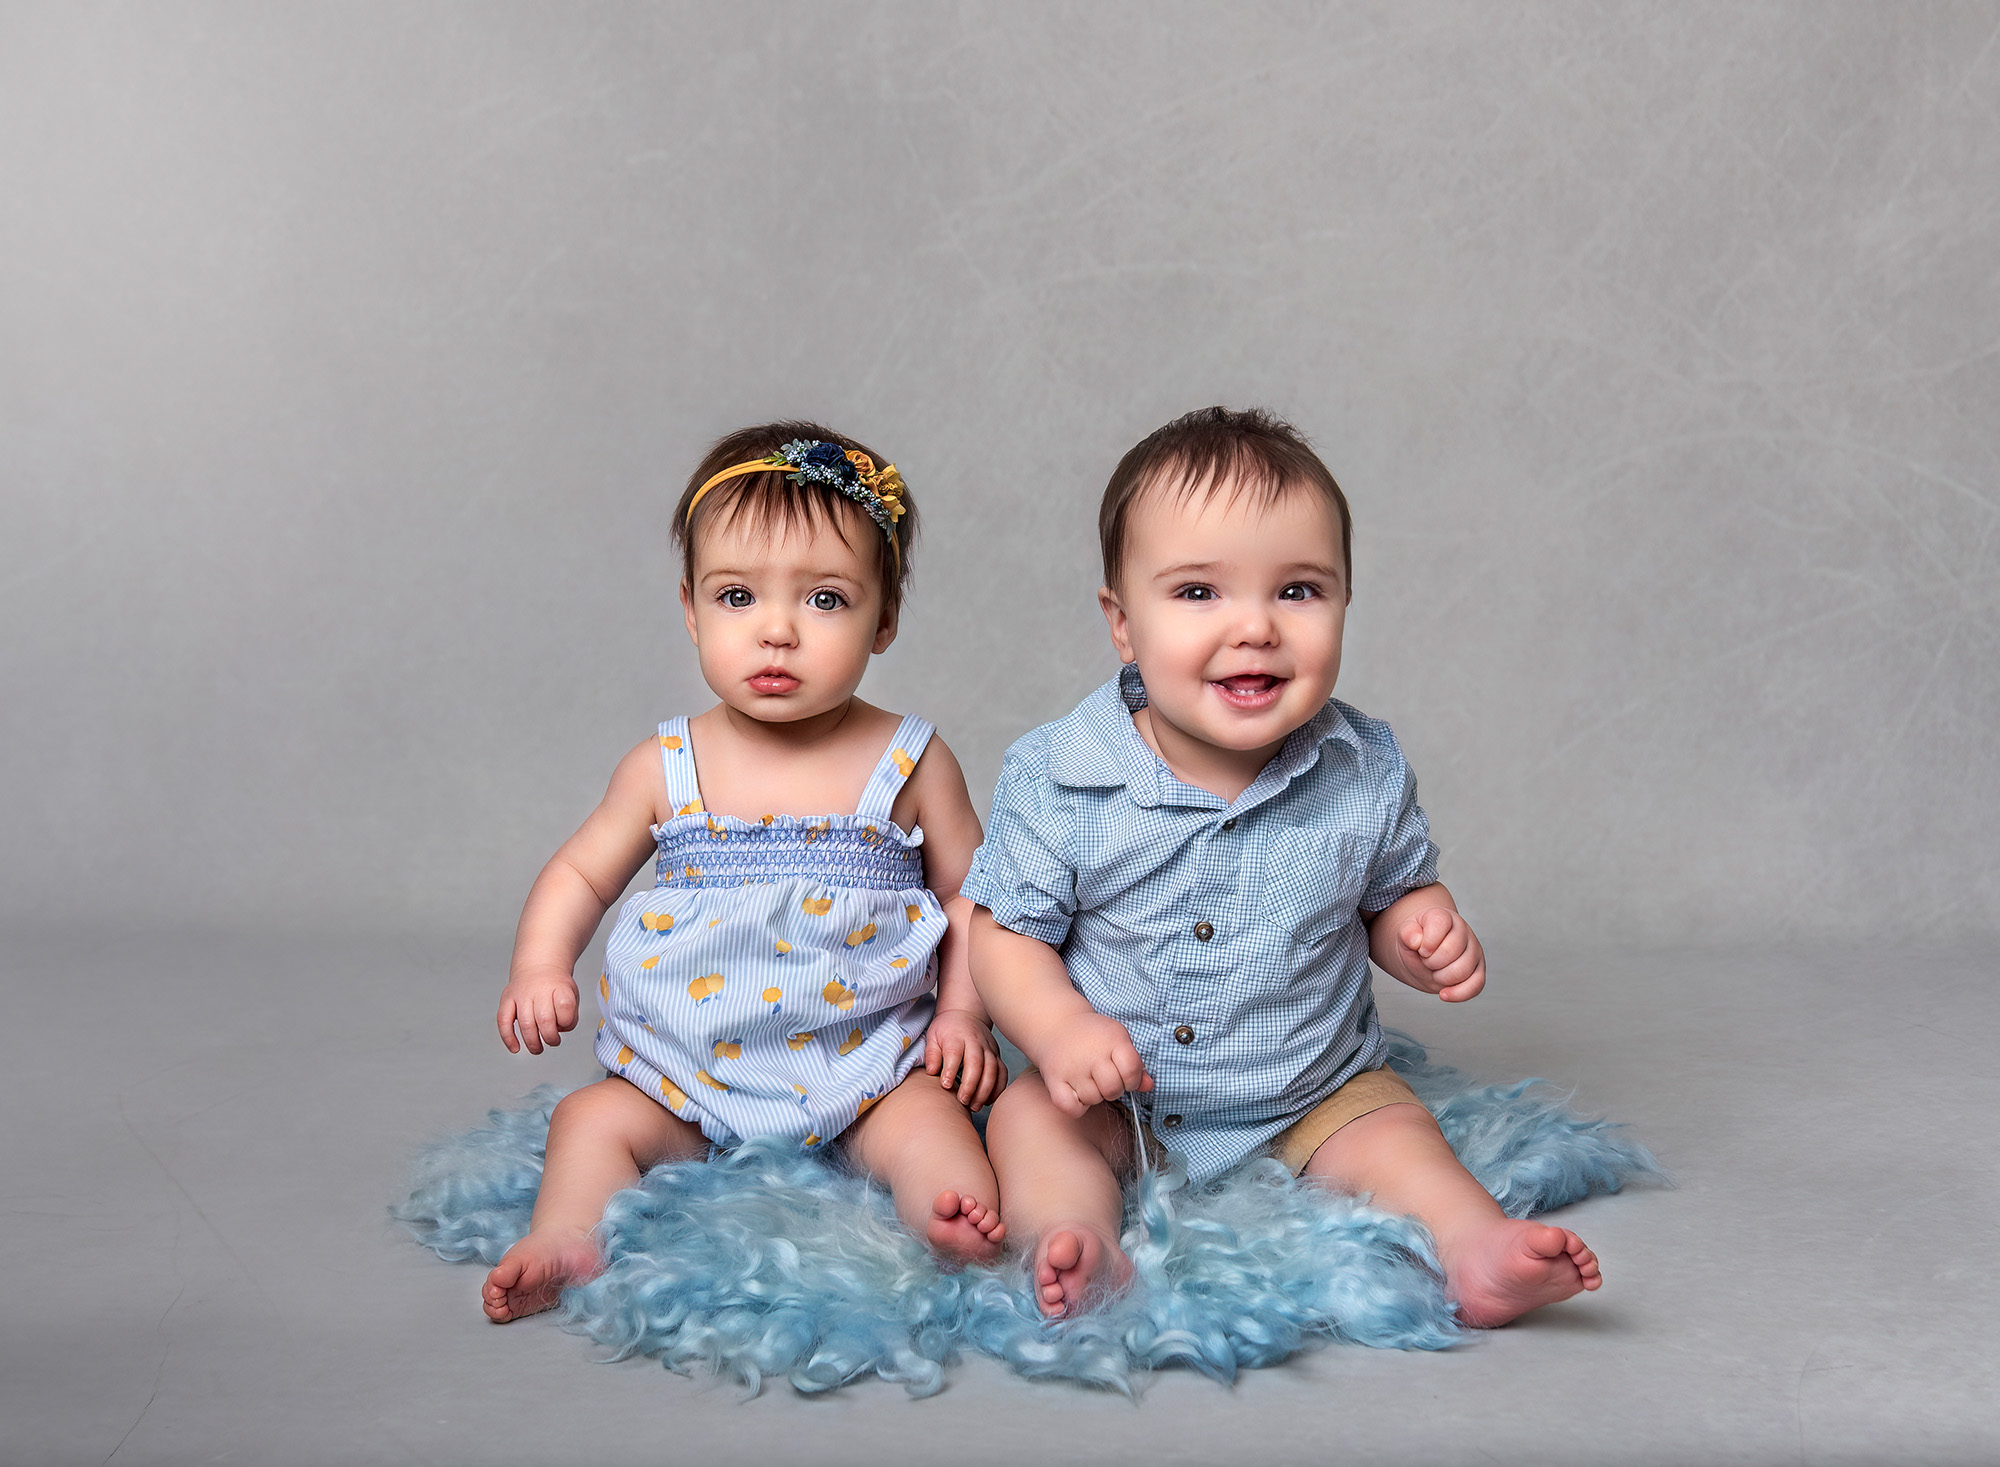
[685, 439, 907, 561]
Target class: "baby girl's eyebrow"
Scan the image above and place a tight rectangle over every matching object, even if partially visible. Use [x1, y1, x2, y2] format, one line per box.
[700, 566, 862, 584]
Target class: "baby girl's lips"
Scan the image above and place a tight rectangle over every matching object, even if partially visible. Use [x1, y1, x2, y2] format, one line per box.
[748, 669, 800, 695]
[1212, 673, 1287, 709]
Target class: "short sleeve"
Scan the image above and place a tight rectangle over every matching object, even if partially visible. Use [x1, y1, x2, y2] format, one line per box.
[960, 750, 1080, 946]
[1358, 743, 1439, 914]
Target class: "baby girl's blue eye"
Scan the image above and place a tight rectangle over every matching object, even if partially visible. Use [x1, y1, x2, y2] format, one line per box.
[721, 588, 754, 609]
[809, 590, 846, 612]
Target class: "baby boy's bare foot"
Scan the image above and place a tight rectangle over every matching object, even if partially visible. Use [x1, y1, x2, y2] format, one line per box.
[481, 1226, 603, 1322]
[1445, 1219, 1600, 1328]
[1034, 1223, 1131, 1319]
[927, 1189, 1006, 1264]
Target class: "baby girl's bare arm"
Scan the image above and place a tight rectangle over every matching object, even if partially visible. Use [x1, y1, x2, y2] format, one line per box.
[899, 736, 987, 1015]
[497, 737, 667, 1054]
[901, 737, 1007, 1105]
[1365, 881, 1486, 1002]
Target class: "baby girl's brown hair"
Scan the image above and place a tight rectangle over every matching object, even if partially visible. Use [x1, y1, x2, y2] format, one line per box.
[673, 421, 917, 613]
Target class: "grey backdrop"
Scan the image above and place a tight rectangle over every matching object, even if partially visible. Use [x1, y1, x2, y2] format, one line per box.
[4, 5, 1997, 940]
[9, 8, 2000, 1464]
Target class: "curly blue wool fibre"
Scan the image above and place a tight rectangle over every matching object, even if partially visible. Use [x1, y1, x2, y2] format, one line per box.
[393, 1033, 1662, 1395]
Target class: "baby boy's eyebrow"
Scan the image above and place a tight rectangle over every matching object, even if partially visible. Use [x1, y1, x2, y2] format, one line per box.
[1151, 560, 1342, 581]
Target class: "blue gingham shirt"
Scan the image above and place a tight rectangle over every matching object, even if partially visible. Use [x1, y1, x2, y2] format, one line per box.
[963, 664, 1439, 1183]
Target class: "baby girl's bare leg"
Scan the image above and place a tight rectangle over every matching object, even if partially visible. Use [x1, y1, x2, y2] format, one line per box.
[1304, 1101, 1601, 1327]
[482, 1076, 705, 1322]
[843, 1071, 1005, 1264]
[984, 1072, 1135, 1318]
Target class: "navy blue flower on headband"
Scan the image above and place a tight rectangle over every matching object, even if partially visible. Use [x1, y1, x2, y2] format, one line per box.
[801, 440, 855, 478]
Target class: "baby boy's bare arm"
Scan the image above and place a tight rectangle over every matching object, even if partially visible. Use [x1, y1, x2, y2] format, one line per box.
[1365, 881, 1487, 1003]
[969, 911, 1150, 1117]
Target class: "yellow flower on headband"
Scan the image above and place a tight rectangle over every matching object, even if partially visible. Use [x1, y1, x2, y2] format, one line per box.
[837, 450, 906, 521]
[871, 464, 907, 520]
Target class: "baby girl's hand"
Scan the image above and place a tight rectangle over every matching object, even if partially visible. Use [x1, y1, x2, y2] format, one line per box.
[1396, 907, 1486, 1002]
[1039, 1012, 1152, 1119]
[925, 1008, 1009, 1110]
[496, 968, 580, 1054]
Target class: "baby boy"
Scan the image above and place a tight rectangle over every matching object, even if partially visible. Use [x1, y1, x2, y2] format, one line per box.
[963, 407, 1600, 1324]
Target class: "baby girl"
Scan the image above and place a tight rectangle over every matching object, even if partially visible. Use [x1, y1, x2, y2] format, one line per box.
[483, 423, 1006, 1321]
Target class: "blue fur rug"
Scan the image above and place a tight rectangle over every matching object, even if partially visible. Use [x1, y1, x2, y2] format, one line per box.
[395, 1033, 1661, 1395]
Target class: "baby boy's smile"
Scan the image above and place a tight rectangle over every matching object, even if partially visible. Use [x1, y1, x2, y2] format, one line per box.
[1098, 478, 1348, 801]
[1212, 671, 1288, 709]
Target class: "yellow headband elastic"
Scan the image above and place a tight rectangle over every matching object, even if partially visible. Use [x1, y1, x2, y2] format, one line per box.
[685, 459, 785, 522]
[685, 443, 906, 565]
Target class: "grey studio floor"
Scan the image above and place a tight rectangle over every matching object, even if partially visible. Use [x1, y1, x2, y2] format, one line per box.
[8, 929, 1997, 1467]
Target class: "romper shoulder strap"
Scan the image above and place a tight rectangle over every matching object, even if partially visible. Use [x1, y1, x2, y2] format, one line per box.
[655, 718, 705, 816]
[854, 714, 935, 822]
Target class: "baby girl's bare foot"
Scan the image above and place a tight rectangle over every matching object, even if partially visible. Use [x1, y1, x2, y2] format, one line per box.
[481, 1226, 602, 1322]
[1034, 1223, 1131, 1319]
[1445, 1219, 1600, 1328]
[927, 1189, 1006, 1264]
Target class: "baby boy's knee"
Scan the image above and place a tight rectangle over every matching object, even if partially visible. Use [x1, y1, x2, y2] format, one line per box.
[984, 1071, 1056, 1141]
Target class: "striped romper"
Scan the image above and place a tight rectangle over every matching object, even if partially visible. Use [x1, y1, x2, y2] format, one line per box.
[593, 714, 946, 1149]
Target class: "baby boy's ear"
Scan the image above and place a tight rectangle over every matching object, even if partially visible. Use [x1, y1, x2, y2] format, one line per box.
[1097, 585, 1136, 662]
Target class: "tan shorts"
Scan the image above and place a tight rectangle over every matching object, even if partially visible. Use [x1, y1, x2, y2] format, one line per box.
[1022, 1062, 1423, 1174]
[1270, 1065, 1425, 1173]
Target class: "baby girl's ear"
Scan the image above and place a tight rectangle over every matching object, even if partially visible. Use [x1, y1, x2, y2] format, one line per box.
[871, 598, 900, 654]
[679, 581, 701, 645]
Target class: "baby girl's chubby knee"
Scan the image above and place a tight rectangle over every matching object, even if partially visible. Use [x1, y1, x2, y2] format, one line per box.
[549, 1076, 704, 1163]
[549, 1075, 646, 1130]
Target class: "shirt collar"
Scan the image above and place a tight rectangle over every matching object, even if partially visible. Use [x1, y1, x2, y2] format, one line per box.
[1045, 663, 1362, 810]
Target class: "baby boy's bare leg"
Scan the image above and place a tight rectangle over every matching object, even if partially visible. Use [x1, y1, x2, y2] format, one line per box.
[843, 1071, 1005, 1264]
[482, 1075, 705, 1322]
[984, 1072, 1135, 1318]
[1304, 1102, 1601, 1327]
